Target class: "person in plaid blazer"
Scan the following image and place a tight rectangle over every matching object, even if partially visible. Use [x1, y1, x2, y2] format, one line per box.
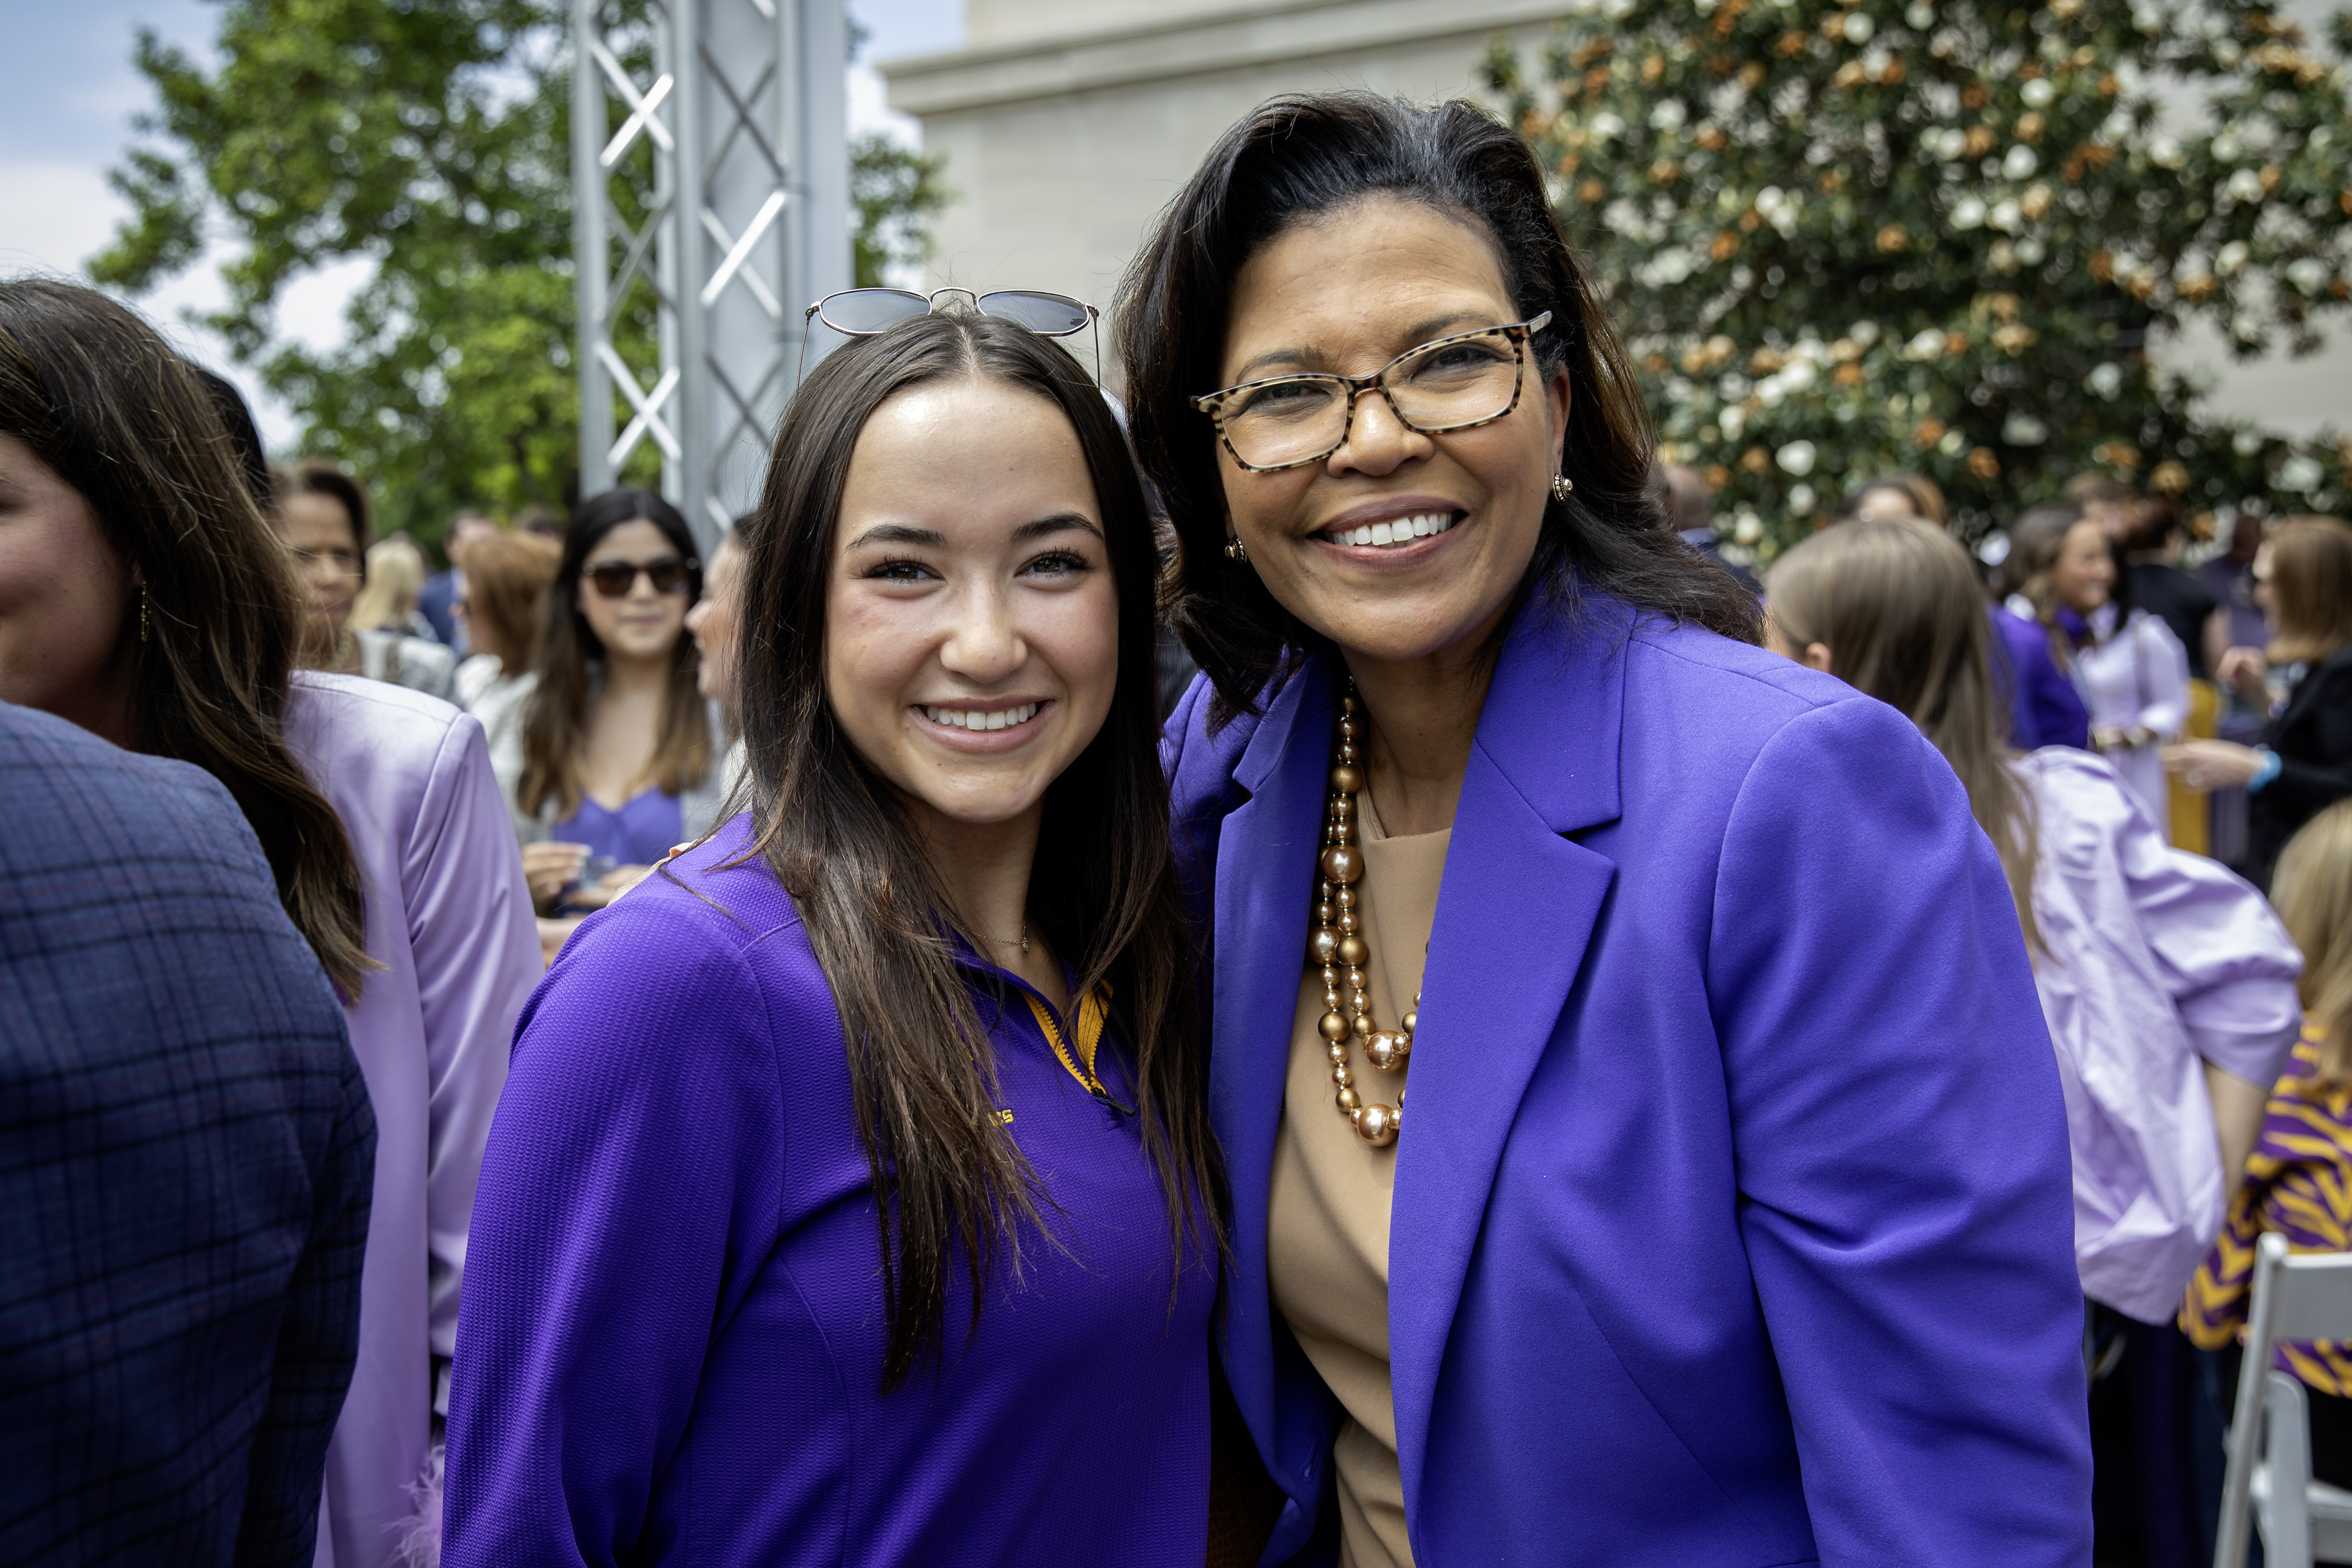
[0, 700, 376, 1565]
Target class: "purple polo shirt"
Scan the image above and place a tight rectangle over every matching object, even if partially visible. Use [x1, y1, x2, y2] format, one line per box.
[444, 814, 1215, 1567]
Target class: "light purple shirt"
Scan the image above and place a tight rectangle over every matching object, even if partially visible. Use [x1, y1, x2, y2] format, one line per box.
[2017, 745, 2302, 1322]
[282, 673, 541, 1567]
[2070, 604, 2191, 834]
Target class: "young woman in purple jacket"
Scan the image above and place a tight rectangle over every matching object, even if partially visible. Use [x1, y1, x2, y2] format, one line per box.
[444, 311, 1225, 1567]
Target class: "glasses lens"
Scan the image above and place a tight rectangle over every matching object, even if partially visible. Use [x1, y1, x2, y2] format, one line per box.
[1385, 329, 1523, 431]
[585, 563, 638, 598]
[817, 289, 930, 335]
[979, 291, 1091, 335]
[1218, 378, 1347, 468]
[644, 560, 693, 595]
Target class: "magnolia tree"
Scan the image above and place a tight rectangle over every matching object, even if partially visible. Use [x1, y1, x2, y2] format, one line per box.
[1482, 0, 2352, 556]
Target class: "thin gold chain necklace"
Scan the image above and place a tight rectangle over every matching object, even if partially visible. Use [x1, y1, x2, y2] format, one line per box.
[1307, 683, 1416, 1148]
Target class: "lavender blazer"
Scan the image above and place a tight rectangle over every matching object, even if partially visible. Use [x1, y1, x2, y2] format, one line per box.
[1165, 593, 2093, 1567]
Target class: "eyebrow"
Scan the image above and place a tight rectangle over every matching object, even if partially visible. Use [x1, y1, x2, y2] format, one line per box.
[843, 523, 948, 551]
[1013, 512, 1102, 542]
[1230, 311, 1497, 382]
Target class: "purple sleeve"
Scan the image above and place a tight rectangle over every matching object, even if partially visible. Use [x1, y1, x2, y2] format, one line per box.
[1709, 698, 2091, 1566]
[443, 898, 781, 1568]
[403, 713, 542, 1366]
[2107, 779, 2304, 1085]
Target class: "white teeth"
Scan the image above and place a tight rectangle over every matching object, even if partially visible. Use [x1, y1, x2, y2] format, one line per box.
[923, 702, 1039, 731]
[1331, 512, 1456, 548]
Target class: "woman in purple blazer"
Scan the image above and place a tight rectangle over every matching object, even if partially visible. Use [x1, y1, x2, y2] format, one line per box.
[444, 312, 1224, 1565]
[1119, 95, 2092, 1565]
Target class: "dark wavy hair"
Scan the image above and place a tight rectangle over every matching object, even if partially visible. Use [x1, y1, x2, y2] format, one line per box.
[0, 278, 370, 996]
[517, 487, 710, 820]
[735, 312, 1221, 1388]
[1116, 92, 1758, 719]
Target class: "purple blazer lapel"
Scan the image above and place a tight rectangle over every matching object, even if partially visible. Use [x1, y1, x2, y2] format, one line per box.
[1210, 657, 1335, 1445]
[1388, 598, 1629, 1520]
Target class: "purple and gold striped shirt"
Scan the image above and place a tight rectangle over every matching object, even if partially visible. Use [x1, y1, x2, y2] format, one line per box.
[2182, 1022, 2352, 1392]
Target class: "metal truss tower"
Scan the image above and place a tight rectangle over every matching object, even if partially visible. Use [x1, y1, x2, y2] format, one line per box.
[570, 0, 849, 546]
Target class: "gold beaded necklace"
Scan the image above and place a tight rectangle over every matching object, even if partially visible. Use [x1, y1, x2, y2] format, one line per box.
[1307, 685, 1416, 1149]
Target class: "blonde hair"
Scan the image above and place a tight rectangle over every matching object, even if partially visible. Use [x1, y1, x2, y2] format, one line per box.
[2274, 799, 2352, 1088]
[2265, 516, 2352, 666]
[349, 536, 427, 632]
[1766, 519, 2042, 952]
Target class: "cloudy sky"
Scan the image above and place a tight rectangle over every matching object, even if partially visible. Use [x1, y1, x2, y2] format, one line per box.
[0, 0, 962, 446]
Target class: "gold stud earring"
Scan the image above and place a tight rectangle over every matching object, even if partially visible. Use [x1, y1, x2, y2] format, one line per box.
[1223, 537, 1249, 562]
[1551, 473, 1575, 500]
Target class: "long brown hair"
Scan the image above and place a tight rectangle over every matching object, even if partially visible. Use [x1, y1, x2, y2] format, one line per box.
[736, 312, 1222, 1387]
[1115, 92, 1758, 725]
[517, 487, 711, 820]
[461, 531, 562, 672]
[2274, 798, 2352, 1090]
[2265, 516, 2352, 666]
[1766, 519, 2042, 951]
[0, 279, 370, 996]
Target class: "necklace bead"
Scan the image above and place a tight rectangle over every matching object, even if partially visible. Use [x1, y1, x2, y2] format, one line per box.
[1307, 679, 1416, 1149]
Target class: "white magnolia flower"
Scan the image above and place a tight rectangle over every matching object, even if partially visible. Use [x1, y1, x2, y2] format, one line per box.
[2022, 78, 2055, 108]
[1905, 1, 1935, 27]
[1651, 100, 1688, 133]
[1734, 510, 1765, 544]
[2218, 240, 2252, 274]
[2149, 136, 2185, 169]
[2003, 412, 2050, 446]
[2281, 455, 2327, 493]
[1991, 199, 2023, 233]
[2086, 363, 2123, 398]
[1789, 483, 1819, 514]
[1951, 195, 1987, 229]
[1905, 328, 1948, 360]
[2225, 168, 2267, 204]
[2288, 257, 2332, 295]
[1778, 440, 1818, 476]
[1720, 404, 1748, 439]
[1844, 11, 1874, 42]
[2003, 145, 2040, 180]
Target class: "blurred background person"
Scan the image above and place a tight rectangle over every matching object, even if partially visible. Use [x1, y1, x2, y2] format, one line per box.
[0, 700, 374, 1568]
[683, 520, 747, 794]
[1987, 505, 2093, 752]
[2019, 506, 2191, 832]
[2069, 472, 2141, 539]
[276, 460, 459, 702]
[1767, 518, 2300, 1568]
[418, 509, 501, 649]
[1654, 460, 1759, 593]
[0, 279, 541, 1568]
[451, 531, 562, 713]
[2184, 799, 2352, 1502]
[478, 488, 724, 924]
[349, 534, 439, 645]
[2119, 497, 2228, 855]
[2168, 517, 2352, 891]
[512, 503, 565, 544]
[1831, 470, 1949, 527]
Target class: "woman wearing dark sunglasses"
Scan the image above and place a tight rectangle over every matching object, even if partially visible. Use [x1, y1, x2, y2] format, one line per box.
[444, 311, 1223, 1566]
[477, 488, 725, 920]
[1124, 93, 2092, 1566]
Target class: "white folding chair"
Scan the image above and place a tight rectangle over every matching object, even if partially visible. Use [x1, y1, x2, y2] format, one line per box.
[2216, 1232, 2352, 1568]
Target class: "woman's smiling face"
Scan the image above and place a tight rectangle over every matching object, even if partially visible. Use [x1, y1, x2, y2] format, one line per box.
[1214, 195, 1569, 668]
[823, 374, 1118, 834]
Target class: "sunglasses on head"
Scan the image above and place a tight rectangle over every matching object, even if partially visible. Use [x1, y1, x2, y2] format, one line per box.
[798, 286, 1102, 383]
[582, 556, 696, 598]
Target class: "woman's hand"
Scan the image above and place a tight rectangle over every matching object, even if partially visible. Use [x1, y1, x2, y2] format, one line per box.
[2217, 645, 2270, 708]
[536, 915, 583, 968]
[2164, 738, 2264, 791]
[522, 840, 590, 914]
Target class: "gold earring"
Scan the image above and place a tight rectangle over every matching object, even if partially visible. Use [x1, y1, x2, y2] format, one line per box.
[1551, 473, 1575, 500]
[1223, 537, 1249, 562]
